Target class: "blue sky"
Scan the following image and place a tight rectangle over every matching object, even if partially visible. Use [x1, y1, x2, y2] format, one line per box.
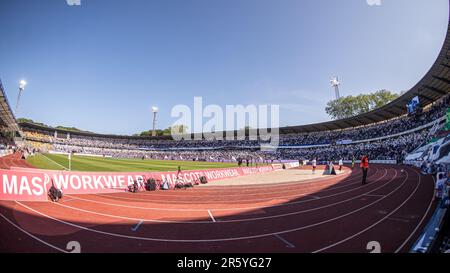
[0, 0, 448, 135]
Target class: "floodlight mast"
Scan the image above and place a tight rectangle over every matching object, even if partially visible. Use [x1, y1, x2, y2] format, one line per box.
[330, 76, 341, 100]
[16, 80, 27, 114]
[151, 106, 158, 137]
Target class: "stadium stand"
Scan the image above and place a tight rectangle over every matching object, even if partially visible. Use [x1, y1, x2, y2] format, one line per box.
[18, 93, 449, 163]
[0, 80, 19, 157]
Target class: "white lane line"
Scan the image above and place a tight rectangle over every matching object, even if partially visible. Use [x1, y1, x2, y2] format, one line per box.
[52, 170, 393, 224]
[395, 175, 436, 253]
[131, 220, 144, 232]
[107, 169, 367, 197]
[13, 169, 402, 243]
[52, 201, 203, 224]
[98, 168, 375, 199]
[108, 168, 375, 197]
[65, 169, 387, 213]
[0, 212, 68, 253]
[312, 169, 416, 253]
[40, 154, 69, 170]
[208, 210, 216, 222]
[274, 234, 295, 248]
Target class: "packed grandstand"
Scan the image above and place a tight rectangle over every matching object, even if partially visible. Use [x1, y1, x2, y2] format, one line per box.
[15, 93, 449, 164]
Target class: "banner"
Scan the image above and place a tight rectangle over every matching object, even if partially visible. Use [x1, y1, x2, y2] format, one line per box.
[336, 139, 353, 145]
[343, 159, 397, 164]
[0, 165, 278, 201]
[0, 170, 49, 201]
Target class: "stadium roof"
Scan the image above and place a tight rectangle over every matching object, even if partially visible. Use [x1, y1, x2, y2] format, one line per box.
[17, 10, 450, 138]
[0, 80, 20, 132]
[279, 17, 450, 134]
[19, 121, 173, 140]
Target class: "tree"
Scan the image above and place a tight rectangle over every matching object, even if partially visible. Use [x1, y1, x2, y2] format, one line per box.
[325, 90, 399, 120]
[137, 125, 189, 137]
[55, 126, 90, 133]
[138, 130, 162, 137]
[17, 118, 34, 123]
[17, 118, 49, 127]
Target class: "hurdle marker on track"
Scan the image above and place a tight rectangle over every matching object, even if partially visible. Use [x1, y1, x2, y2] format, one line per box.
[131, 220, 144, 232]
[207, 210, 216, 222]
[274, 234, 295, 248]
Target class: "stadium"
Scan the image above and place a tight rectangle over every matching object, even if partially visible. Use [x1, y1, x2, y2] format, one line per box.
[1, 0, 450, 257]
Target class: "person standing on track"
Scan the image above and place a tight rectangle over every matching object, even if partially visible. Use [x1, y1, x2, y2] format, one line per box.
[351, 156, 355, 169]
[312, 158, 317, 174]
[338, 158, 343, 172]
[361, 155, 369, 185]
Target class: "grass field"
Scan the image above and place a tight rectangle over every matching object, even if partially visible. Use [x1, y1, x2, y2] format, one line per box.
[26, 153, 239, 172]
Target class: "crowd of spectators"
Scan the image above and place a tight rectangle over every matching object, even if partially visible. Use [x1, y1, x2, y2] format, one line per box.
[279, 94, 449, 146]
[20, 94, 449, 162]
[23, 130, 53, 143]
[0, 134, 14, 149]
[51, 143, 269, 162]
[43, 129, 428, 163]
[0, 133, 16, 157]
[275, 130, 428, 162]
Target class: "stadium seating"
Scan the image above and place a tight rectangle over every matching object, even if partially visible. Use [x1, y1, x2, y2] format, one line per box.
[19, 94, 450, 163]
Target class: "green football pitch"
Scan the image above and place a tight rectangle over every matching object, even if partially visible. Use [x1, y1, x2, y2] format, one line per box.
[26, 153, 239, 172]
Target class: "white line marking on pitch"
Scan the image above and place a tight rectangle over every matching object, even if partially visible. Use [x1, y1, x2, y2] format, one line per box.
[131, 220, 144, 232]
[274, 234, 295, 248]
[40, 154, 69, 170]
[208, 210, 216, 222]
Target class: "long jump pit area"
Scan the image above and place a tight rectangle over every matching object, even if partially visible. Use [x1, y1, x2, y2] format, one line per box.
[200, 167, 347, 187]
[0, 161, 437, 253]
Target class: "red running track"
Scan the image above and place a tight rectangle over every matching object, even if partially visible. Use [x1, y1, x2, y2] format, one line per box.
[0, 163, 436, 253]
[0, 153, 35, 170]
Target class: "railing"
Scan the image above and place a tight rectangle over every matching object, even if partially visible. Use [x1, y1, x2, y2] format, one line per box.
[351, 116, 446, 145]
[411, 198, 448, 253]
